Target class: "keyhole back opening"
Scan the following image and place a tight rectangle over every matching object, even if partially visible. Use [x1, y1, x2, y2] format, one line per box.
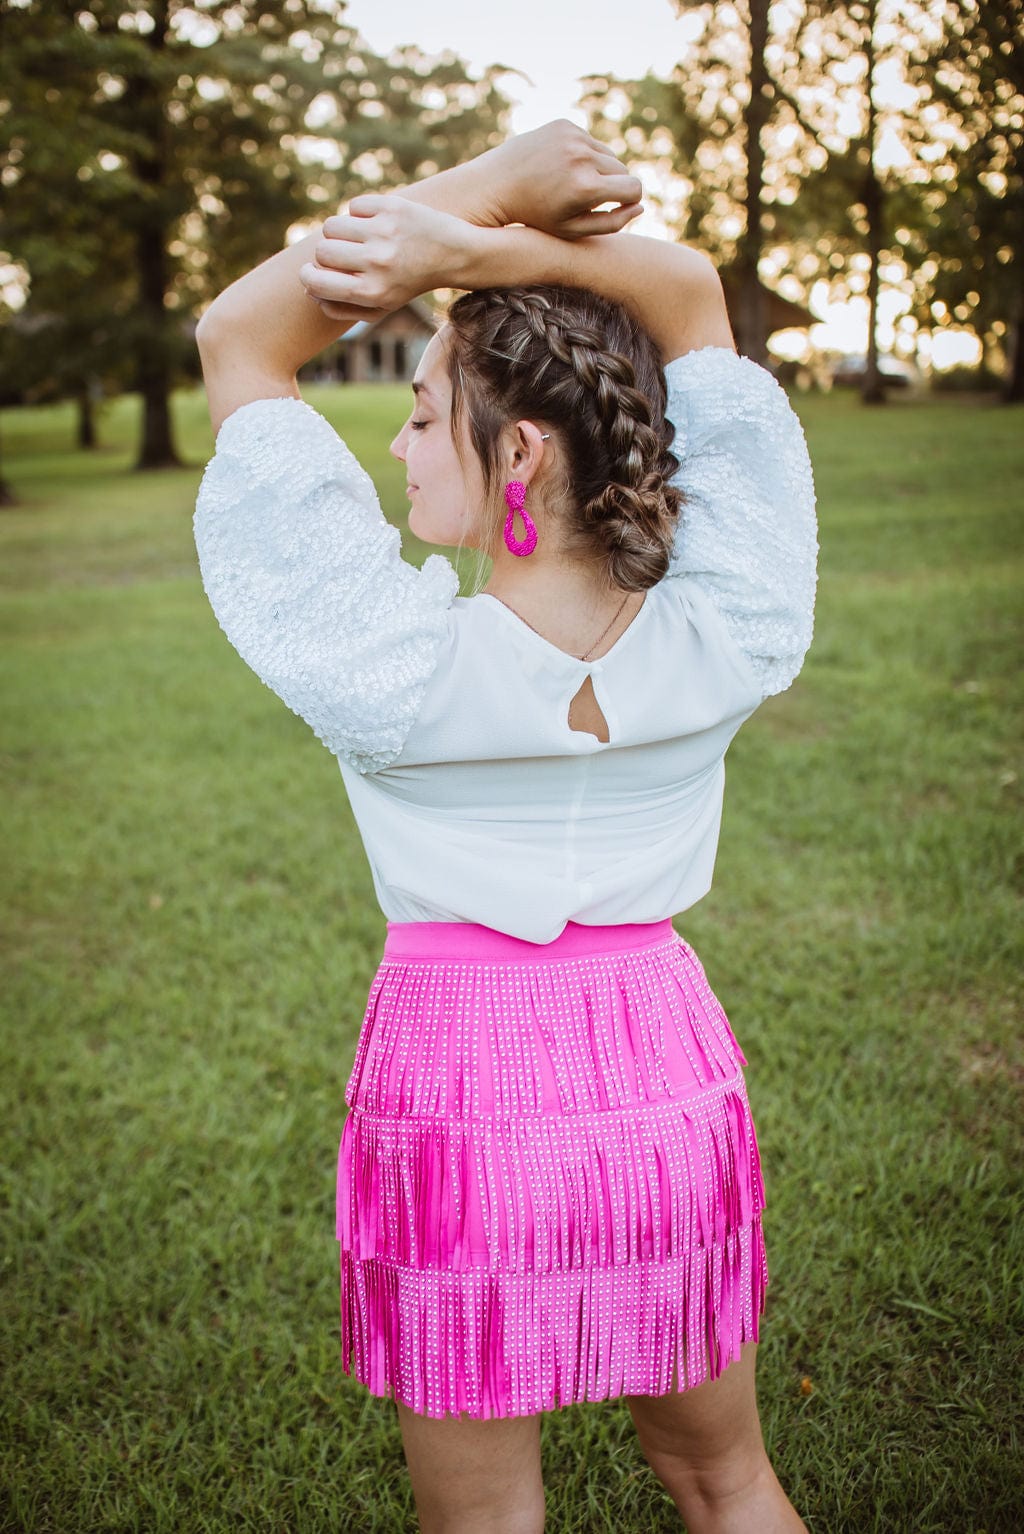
[567, 675, 609, 743]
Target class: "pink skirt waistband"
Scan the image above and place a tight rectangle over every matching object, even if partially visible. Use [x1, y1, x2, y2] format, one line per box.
[383, 918, 676, 963]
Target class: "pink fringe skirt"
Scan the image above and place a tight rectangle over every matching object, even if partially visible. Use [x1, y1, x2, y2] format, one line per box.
[336, 919, 767, 1419]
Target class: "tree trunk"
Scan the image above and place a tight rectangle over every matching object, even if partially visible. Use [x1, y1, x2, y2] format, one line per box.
[76, 386, 97, 449]
[738, 0, 770, 365]
[132, 0, 181, 470]
[135, 219, 181, 469]
[0, 420, 15, 507]
[862, 0, 887, 406]
[1003, 302, 1023, 403]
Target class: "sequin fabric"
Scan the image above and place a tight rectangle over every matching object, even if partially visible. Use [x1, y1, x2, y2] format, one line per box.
[193, 396, 459, 772]
[192, 352, 817, 780]
[337, 920, 768, 1419]
[666, 347, 819, 698]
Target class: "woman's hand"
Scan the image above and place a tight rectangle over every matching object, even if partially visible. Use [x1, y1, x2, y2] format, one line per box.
[480, 119, 644, 238]
[297, 121, 646, 320]
[299, 197, 482, 319]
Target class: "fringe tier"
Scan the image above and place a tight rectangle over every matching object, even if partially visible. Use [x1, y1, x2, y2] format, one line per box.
[337, 925, 768, 1419]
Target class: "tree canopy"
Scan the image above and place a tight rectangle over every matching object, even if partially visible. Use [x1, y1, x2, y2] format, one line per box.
[0, 0, 512, 470]
[905, 0, 1023, 398]
[2, 0, 1018, 467]
[583, 0, 1022, 397]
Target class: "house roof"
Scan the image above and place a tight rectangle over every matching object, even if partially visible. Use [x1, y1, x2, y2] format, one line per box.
[718, 269, 816, 334]
[336, 295, 439, 344]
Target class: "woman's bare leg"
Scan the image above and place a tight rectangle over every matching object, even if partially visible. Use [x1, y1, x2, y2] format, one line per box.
[396, 1401, 546, 1534]
[625, 1342, 805, 1533]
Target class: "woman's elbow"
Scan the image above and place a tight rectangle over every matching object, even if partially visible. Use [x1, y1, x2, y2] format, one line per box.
[195, 304, 239, 355]
[684, 259, 736, 355]
[197, 294, 249, 354]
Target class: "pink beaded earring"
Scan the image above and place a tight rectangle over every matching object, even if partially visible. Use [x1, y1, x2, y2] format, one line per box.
[503, 480, 538, 557]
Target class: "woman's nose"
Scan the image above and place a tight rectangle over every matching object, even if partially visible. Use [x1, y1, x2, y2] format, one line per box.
[389, 425, 407, 462]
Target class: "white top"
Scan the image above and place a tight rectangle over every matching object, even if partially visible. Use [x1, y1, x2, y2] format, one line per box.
[194, 346, 818, 943]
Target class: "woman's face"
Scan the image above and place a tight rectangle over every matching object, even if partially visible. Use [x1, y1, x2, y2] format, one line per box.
[390, 330, 488, 550]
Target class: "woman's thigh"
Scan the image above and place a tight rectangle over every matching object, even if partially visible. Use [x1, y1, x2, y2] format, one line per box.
[396, 1401, 546, 1532]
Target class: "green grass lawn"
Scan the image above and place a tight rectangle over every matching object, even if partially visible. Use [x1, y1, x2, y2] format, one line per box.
[2, 383, 1021, 1533]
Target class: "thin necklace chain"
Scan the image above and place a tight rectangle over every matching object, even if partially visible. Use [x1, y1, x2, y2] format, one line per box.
[491, 591, 631, 662]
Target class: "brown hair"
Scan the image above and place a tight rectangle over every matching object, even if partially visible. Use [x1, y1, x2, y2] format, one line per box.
[444, 285, 683, 591]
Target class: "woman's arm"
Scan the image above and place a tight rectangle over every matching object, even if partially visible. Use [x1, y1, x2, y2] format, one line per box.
[302, 202, 735, 366]
[196, 122, 643, 435]
[460, 225, 735, 362]
[396, 120, 644, 239]
[196, 227, 345, 437]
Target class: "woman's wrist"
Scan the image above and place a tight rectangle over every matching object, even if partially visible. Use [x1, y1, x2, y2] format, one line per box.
[395, 122, 644, 240]
[398, 153, 508, 228]
[452, 223, 577, 290]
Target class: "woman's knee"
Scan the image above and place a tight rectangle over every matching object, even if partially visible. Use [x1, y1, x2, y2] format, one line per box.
[624, 1345, 808, 1530]
[625, 1343, 766, 1478]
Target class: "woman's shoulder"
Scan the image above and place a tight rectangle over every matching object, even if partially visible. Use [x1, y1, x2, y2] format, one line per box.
[205, 393, 381, 512]
[193, 394, 461, 774]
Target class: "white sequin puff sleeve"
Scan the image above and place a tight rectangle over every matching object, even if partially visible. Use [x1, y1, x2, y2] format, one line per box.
[193, 396, 460, 773]
[664, 347, 818, 697]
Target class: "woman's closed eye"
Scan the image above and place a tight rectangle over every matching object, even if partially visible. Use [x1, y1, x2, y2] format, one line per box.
[410, 419, 429, 431]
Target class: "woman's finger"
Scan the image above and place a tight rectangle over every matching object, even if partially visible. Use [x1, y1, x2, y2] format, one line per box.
[322, 212, 371, 242]
[561, 202, 644, 238]
[299, 263, 373, 303]
[348, 193, 394, 219]
[580, 126, 624, 159]
[590, 149, 632, 174]
[589, 171, 644, 208]
[312, 299, 383, 326]
[314, 237, 372, 272]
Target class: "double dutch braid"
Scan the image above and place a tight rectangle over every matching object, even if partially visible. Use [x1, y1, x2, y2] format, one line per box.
[445, 285, 683, 591]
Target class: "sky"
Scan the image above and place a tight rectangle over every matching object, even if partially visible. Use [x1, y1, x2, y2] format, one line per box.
[340, 0, 699, 136]
[340, 0, 980, 369]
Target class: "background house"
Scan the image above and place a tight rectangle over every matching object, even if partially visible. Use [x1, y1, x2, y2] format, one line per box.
[301, 298, 438, 384]
[718, 270, 816, 359]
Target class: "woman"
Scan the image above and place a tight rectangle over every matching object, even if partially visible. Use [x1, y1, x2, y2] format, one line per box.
[194, 121, 815, 1533]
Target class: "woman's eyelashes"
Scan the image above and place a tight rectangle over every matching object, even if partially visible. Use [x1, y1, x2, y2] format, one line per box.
[410, 418, 429, 431]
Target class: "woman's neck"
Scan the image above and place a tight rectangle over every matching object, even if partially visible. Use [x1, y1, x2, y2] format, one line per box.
[481, 551, 645, 661]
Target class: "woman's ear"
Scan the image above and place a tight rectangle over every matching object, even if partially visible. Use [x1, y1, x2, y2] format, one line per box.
[506, 420, 551, 486]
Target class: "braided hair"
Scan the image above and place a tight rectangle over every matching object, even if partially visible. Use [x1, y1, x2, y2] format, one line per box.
[444, 285, 682, 591]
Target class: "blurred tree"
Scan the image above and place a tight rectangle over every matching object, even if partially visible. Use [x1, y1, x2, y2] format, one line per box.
[0, 0, 136, 465]
[795, 0, 894, 403]
[583, 0, 875, 364]
[0, 1, 510, 470]
[0, 157, 137, 449]
[0, 299, 14, 504]
[905, 0, 1023, 401]
[582, 0, 780, 363]
[857, 0, 885, 402]
[580, 0, 969, 395]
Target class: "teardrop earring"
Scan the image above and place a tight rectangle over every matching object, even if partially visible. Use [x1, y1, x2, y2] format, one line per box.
[503, 480, 538, 557]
